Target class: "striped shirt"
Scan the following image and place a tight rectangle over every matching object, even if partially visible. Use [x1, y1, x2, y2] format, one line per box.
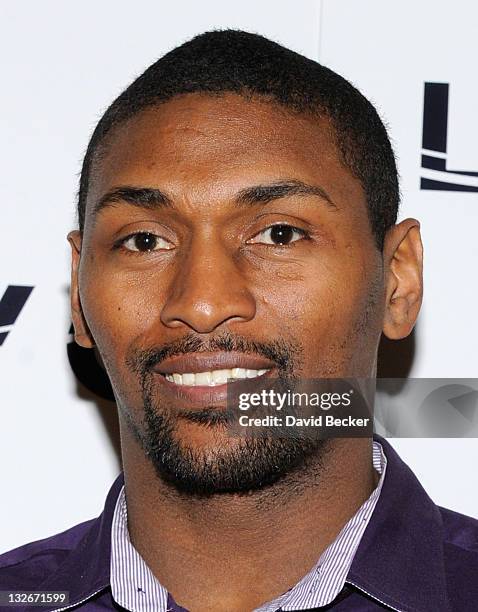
[110, 441, 386, 611]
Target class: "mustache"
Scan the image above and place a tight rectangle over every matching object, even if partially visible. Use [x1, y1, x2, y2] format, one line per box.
[126, 330, 301, 377]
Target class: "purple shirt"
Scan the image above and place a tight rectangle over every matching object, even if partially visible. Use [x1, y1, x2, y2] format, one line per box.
[1, 435, 478, 611]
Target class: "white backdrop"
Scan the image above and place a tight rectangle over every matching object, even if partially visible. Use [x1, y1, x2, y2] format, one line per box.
[1, 0, 477, 554]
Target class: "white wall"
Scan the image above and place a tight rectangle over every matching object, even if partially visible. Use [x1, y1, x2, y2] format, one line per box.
[1, 0, 476, 554]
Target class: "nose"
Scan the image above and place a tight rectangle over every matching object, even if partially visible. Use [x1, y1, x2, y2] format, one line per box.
[160, 235, 256, 333]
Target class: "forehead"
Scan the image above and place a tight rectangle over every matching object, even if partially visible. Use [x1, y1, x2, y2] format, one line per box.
[86, 92, 365, 219]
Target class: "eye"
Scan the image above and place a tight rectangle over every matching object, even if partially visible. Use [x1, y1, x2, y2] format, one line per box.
[120, 232, 174, 252]
[247, 224, 308, 246]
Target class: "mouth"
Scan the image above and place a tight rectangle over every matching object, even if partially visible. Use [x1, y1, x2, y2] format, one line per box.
[151, 352, 275, 405]
[164, 367, 269, 386]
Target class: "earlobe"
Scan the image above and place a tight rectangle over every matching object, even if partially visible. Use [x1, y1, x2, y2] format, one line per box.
[382, 219, 423, 340]
[67, 230, 95, 349]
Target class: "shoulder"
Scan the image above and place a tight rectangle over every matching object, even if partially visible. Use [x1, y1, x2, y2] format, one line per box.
[438, 505, 478, 608]
[0, 518, 96, 588]
[440, 504, 478, 547]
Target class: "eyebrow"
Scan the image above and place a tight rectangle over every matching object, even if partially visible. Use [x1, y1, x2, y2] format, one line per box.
[93, 186, 174, 217]
[92, 179, 337, 219]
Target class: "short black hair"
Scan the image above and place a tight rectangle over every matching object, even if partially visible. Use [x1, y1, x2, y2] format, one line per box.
[77, 29, 399, 249]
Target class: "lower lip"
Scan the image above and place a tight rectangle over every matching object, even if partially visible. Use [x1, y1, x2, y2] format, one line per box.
[153, 369, 274, 405]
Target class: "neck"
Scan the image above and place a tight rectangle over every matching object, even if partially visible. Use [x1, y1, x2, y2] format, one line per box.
[119, 425, 377, 612]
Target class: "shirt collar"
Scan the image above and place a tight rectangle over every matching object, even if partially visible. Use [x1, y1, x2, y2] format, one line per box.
[110, 487, 169, 611]
[262, 440, 387, 611]
[347, 435, 452, 612]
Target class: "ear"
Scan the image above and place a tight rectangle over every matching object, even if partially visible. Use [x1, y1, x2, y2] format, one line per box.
[382, 218, 423, 340]
[67, 230, 95, 348]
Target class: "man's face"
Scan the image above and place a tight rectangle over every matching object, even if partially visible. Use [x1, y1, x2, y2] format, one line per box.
[71, 93, 385, 493]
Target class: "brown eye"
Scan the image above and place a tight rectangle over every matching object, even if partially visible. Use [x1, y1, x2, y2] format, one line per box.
[122, 232, 173, 252]
[248, 224, 307, 246]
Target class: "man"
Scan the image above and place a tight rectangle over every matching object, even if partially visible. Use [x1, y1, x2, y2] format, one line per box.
[1, 29, 477, 612]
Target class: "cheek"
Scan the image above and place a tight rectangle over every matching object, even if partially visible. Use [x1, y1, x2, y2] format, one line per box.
[254, 252, 380, 366]
[256, 257, 361, 322]
[79, 265, 163, 361]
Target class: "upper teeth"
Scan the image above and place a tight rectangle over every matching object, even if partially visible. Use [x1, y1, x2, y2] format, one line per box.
[165, 368, 269, 386]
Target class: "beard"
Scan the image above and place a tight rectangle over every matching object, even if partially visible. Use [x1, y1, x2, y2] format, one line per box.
[123, 330, 332, 496]
[140, 401, 331, 496]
